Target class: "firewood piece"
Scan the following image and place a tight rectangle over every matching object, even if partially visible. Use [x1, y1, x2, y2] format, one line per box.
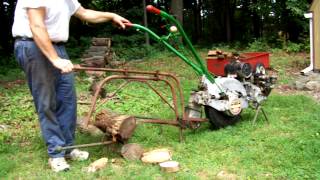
[83, 51, 107, 57]
[88, 46, 108, 52]
[92, 38, 111, 47]
[208, 50, 218, 56]
[81, 56, 106, 67]
[141, 148, 172, 163]
[94, 109, 136, 141]
[121, 143, 144, 160]
[86, 158, 108, 173]
[159, 161, 180, 173]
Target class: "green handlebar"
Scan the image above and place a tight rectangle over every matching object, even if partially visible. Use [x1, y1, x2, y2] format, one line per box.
[126, 5, 216, 83]
[128, 24, 204, 76]
[146, 5, 215, 83]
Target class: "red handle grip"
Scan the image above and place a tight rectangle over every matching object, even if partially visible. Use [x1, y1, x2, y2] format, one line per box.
[146, 5, 161, 15]
[124, 22, 133, 28]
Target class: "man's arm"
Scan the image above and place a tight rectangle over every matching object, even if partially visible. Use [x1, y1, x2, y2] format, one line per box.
[27, 8, 73, 73]
[74, 7, 129, 29]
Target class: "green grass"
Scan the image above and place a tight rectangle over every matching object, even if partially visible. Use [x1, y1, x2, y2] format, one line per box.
[0, 50, 319, 179]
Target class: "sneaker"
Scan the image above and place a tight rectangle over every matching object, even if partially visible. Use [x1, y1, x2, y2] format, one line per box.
[66, 149, 89, 161]
[48, 157, 70, 172]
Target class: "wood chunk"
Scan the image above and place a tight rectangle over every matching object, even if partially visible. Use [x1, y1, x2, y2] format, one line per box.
[88, 46, 108, 52]
[121, 143, 144, 160]
[94, 109, 136, 141]
[81, 56, 106, 67]
[87, 158, 108, 173]
[159, 161, 180, 173]
[141, 148, 172, 163]
[83, 51, 107, 57]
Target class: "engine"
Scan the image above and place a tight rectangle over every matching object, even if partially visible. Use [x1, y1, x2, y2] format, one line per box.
[188, 61, 277, 117]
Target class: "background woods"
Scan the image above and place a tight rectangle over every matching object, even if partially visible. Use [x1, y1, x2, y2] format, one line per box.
[0, 0, 313, 61]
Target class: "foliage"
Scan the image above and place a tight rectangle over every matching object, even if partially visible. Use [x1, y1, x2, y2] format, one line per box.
[247, 38, 270, 52]
[284, 41, 305, 53]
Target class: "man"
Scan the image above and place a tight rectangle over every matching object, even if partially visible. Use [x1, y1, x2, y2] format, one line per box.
[12, 0, 129, 172]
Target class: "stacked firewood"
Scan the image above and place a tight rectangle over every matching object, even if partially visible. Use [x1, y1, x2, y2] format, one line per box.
[207, 49, 239, 59]
[81, 37, 112, 68]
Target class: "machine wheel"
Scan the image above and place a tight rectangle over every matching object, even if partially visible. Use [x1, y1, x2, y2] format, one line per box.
[255, 63, 266, 75]
[204, 106, 240, 129]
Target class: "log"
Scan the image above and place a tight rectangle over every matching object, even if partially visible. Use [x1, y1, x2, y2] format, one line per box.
[88, 46, 108, 52]
[92, 38, 111, 47]
[83, 51, 106, 57]
[94, 109, 136, 141]
[81, 56, 106, 67]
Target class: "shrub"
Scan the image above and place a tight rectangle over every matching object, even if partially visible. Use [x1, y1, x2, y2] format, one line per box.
[248, 39, 270, 51]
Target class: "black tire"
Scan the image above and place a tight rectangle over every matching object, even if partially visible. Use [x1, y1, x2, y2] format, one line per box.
[204, 106, 241, 129]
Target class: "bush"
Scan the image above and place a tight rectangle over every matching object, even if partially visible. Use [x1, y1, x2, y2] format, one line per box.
[284, 41, 305, 53]
[247, 39, 270, 51]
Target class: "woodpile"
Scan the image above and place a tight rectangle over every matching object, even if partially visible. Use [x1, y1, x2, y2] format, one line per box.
[94, 109, 136, 142]
[80, 37, 125, 69]
[81, 38, 111, 68]
[207, 49, 239, 59]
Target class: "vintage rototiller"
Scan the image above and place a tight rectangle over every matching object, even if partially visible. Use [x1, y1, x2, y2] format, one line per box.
[58, 5, 276, 151]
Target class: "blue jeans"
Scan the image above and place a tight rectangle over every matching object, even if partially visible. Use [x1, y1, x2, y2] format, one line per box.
[14, 40, 77, 158]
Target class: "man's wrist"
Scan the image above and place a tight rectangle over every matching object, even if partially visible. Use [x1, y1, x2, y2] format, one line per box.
[50, 57, 61, 62]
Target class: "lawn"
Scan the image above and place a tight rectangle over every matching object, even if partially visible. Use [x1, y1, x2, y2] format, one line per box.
[0, 49, 319, 179]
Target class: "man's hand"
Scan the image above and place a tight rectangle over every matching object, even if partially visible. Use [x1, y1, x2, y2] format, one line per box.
[52, 58, 74, 73]
[111, 14, 130, 29]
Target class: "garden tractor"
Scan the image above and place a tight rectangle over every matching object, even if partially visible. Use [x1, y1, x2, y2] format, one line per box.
[123, 5, 276, 129]
[59, 5, 276, 151]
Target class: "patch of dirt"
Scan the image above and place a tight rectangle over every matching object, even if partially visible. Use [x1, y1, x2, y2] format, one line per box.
[275, 84, 320, 102]
[0, 79, 26, 89]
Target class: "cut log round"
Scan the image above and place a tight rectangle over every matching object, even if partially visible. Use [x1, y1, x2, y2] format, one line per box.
[141, 148, 171, 163]
[121, 143, 144, 160]
[159, 161, 180, 173]
[94, 109, 136, 142]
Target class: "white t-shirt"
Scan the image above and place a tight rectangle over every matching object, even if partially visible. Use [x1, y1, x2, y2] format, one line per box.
[12, 0, 81, 42]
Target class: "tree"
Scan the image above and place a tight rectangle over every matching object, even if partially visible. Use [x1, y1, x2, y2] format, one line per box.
[0, 0, 16, 56]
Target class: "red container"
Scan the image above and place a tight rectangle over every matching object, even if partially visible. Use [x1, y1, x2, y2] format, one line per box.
[206, 52, 269, 76]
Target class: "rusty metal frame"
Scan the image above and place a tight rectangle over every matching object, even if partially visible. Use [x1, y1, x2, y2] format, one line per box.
[74, 66, 208, 141]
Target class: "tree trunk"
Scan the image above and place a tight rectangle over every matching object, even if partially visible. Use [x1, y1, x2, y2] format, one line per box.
[170, 0, 183, 24]
[252, 0, 261, 38]
[192, 0, 203, 43]
[225, 0, 232, 42]
[143, 0, 150, 45]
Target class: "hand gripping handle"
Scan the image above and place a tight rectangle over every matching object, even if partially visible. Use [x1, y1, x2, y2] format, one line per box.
[146, 5, 161, 15]
[124, 22, 134, 28]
